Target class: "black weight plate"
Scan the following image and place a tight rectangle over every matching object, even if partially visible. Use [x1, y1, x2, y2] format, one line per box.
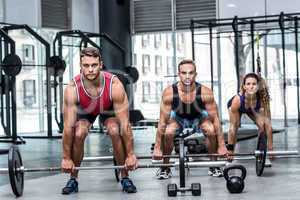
[179, 139, 185, 188]
[8, 145, 24, 197]
[113, 157, 120, 182]
[2, 54, 22, 76]
[256, 133, 267, 176]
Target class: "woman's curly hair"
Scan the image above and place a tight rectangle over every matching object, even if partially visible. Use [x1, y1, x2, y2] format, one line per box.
[240, 73, 271, 118]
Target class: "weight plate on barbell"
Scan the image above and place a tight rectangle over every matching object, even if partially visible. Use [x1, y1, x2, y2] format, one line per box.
[256, 133, 267, 176]
[2, 54, 22, 76]
[113, 157, 120, 182]
[8, 145, 24, 197]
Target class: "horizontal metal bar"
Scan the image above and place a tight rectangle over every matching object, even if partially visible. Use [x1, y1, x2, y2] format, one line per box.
[0, 161, 228, 174]
[266, 150, 299, 156]
[83, 150, 298, 162]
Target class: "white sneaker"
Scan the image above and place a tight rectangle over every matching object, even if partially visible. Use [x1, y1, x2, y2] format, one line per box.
[208, 167, 223, 177]
[265, 158, 272, 167]
[156, 168, 172, 180]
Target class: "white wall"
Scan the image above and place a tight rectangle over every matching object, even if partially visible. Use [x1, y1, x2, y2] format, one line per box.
[4, 0, 40, 26]
[71, 0, 99, 32]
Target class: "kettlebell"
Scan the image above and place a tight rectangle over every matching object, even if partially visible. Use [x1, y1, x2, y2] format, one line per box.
[223, 164, 247, 193]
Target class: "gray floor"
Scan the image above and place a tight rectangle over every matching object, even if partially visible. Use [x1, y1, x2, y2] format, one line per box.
[0, 124, 300, 199]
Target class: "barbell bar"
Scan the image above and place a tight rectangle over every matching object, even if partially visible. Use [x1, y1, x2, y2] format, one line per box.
[82, 150, 299, 162]
[2, 145, 229, 197]
[0, 161, 227, 174]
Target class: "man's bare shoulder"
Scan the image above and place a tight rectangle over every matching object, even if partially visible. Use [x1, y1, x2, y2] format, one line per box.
[200, 84, 213, 95]
[64, 81, 77, 103]
[111, 76, 124, 90]
[162, 85, 173, 104]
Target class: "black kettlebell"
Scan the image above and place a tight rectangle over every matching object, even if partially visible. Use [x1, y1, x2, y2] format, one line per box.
[223, 164, 247, 193]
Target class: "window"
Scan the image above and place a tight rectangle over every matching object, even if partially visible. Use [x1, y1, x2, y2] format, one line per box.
[155, 55, 162, 75]
[155, 81, 163, 102]
[133, 53, 137, 66]
[154, 34, 162, 49]
[142, 81, 150, 102]
[167, 56, 174, 75]
[22, 44, 35, 66]
[142, 34, 150, 48]
[176, 33, 185, 52]
[142, 54, 150, 74]
[22, 79, 36, 107]
[166, 33, 172, 49]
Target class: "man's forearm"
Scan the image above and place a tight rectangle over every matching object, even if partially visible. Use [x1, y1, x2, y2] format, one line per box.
[214, 119, 225, 146]
[62, 127, 74, 159]
[120, 123, 135, 156]
[154, 123, 166, 148]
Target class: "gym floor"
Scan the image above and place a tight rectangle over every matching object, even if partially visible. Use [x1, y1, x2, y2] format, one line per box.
[0, 123, 300, 199]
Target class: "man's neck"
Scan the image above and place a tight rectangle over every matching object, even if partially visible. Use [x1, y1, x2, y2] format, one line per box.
[178, 82, 196, 93]
[82, 72, 102, 88]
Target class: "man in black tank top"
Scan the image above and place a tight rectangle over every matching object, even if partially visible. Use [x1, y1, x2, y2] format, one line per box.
[152, 59, 228, 178]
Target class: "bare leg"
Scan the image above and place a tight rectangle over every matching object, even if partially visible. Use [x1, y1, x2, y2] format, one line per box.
[200, 119, 218, 160]
[163, 120, 179, 164]
[105, 118, 128, 178]
[71, 120, 90, 178]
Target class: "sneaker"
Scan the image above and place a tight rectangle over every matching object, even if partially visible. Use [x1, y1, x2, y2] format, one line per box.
[61, 178, 78, 195]
[265, 158, 272, 167]
[156, 167, 172, 180]
[208, 167, 223, 177]
[121, 177, 137, 193]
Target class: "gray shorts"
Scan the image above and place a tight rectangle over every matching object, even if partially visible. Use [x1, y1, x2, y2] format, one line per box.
[169, 110, 209, 135]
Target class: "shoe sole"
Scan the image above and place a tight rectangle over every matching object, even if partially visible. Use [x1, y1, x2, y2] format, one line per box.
[61, 188, 78, 195]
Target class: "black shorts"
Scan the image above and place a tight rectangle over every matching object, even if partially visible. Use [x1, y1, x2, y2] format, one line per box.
[77, 106, 115, 124]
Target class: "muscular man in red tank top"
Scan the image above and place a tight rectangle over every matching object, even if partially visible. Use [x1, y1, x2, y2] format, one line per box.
[61, 47, 138, 194]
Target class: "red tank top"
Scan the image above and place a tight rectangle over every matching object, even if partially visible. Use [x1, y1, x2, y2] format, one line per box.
[74, 71, 115, 116]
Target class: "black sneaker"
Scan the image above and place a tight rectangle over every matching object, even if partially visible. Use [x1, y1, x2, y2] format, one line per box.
[156, 167, 172, 180]
[208, 167, 223, 177]
[121, 177, 137, 193]
[62, 178, 78, 195]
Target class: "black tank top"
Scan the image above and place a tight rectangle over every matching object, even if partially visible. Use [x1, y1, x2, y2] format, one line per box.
[171, 82, 206, 120]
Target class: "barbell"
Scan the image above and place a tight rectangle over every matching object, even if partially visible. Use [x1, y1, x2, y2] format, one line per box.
[83, 149, 299, 177]
[1, 54, 139, 84]
[1, 54, 66, 76]
[1, 145, 227, 197]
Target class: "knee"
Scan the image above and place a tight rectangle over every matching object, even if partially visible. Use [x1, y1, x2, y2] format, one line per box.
[74, 129, 88, 143]
[107, 123, 120, 138]
[203, 124, 216, 138]
[164, 127, 176, 140]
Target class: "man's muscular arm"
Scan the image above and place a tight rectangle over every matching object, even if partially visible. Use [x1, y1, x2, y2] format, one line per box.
[111, 77, 137, 169]
[153, 87, 173, 159]
[61, 82, 78, 172]
[62, 82, 78, 160]
[201, 86, 227, 154]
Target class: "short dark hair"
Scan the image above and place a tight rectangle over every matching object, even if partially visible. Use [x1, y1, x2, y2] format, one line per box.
[177, 59, 196, 72]
[80, 47, 102, 61]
